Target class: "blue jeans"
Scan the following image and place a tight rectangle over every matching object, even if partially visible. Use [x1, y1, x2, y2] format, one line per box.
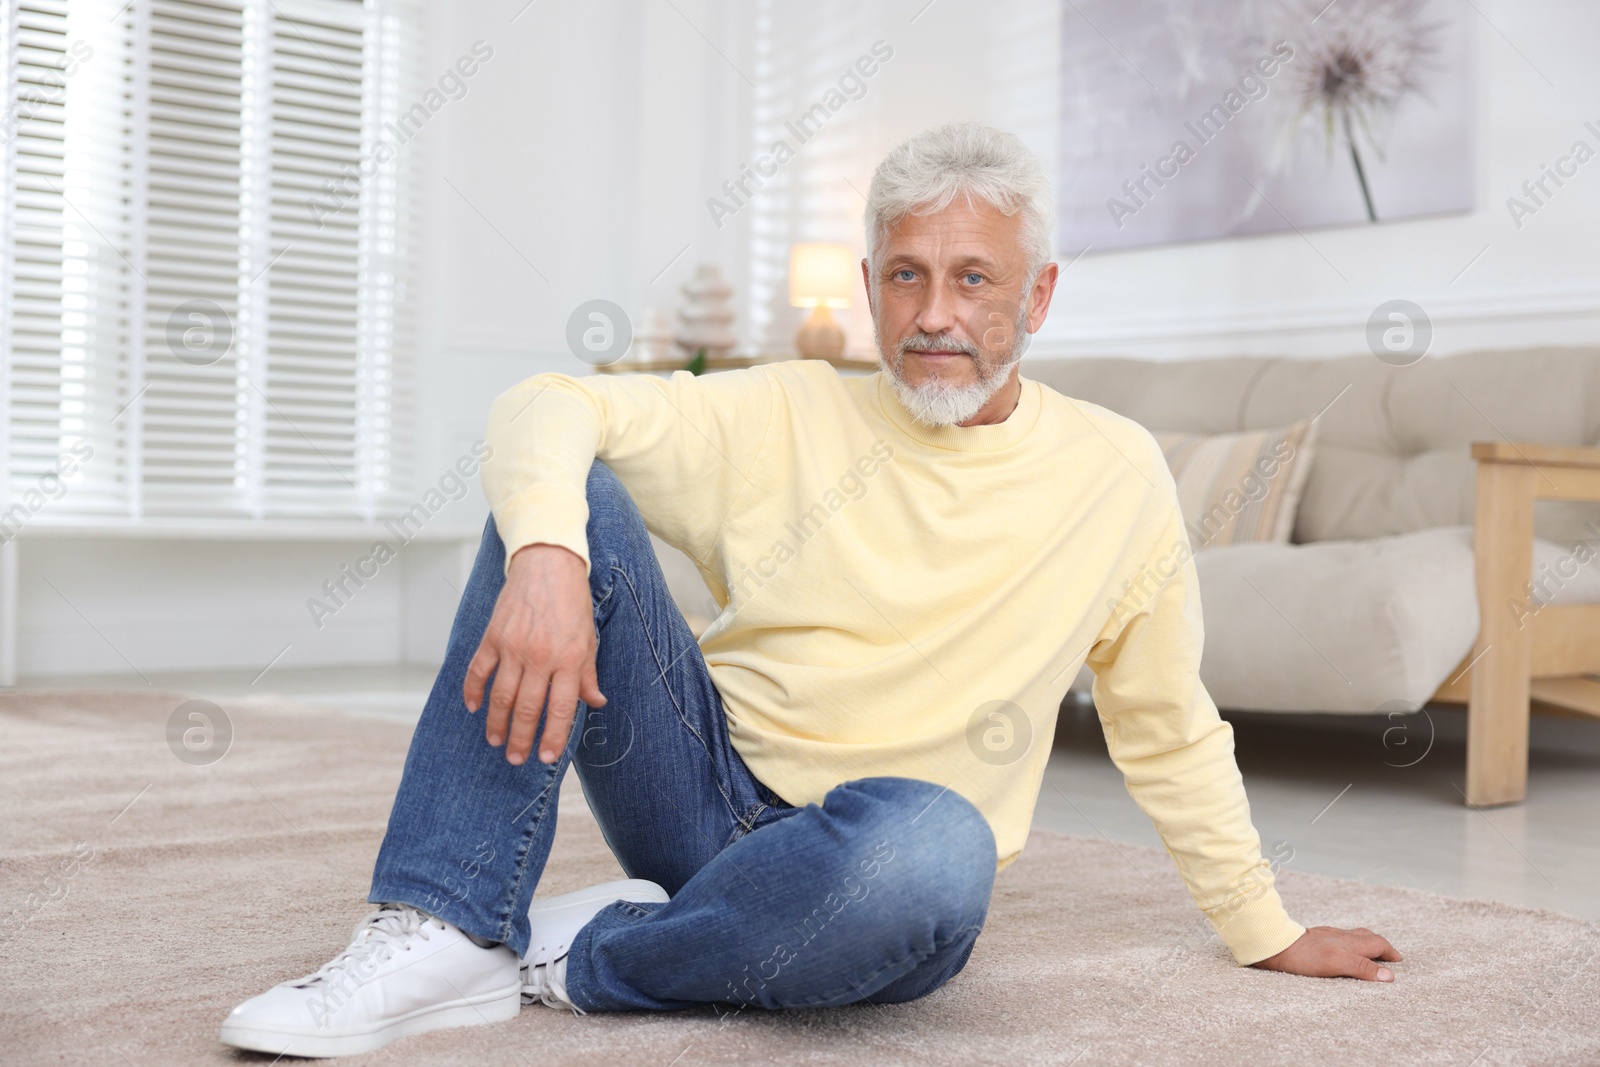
[369, 461, 996, 1012]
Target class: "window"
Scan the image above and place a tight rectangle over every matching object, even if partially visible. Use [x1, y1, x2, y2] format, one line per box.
[0, 0, 417, 523]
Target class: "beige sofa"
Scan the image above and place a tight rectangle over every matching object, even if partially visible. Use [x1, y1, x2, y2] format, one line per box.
[652, 348, 1600, 806]
[1025, 348, 1600, 805]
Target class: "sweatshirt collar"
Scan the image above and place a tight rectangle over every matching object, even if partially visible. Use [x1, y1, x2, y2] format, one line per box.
[873, 370, 1042, 453]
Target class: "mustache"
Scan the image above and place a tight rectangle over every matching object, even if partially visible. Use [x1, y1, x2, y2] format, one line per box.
[896, 333, 980, 359]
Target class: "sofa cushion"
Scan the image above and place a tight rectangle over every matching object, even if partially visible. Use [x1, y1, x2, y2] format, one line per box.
[1025, 349, 1600, 547]
[1068, 526, 1600, 713]
[1190, 527, 1600, 716]
[1155, 420, 1317, 547]
[1189, 527, 1480, 713]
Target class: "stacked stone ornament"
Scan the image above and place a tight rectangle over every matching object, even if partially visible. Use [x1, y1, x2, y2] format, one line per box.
[675, 265, 737, 361]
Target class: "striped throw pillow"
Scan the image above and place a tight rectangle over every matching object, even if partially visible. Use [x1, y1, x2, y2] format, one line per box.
[1153, 420, 1318, 549]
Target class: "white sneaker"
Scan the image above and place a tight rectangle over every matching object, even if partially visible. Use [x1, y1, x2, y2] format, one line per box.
[220, 903, 521, 1058]
[521, 879, 669, 1013]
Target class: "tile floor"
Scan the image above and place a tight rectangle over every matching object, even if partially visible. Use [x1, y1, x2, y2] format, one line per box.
[24, 665, 1600, 923]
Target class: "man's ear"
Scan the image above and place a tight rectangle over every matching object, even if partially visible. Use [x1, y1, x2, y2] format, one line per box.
[1027, 261, 1060, 333]
[860, 258, 873, 318]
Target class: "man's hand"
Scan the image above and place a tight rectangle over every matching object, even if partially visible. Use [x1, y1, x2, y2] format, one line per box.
[463, 543, 606, 766]
[1252, 926, 1402, 981]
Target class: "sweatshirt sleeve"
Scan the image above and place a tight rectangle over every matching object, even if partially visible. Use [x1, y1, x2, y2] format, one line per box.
[480, 367, 775, 577]
[1085, 507, 1307, 966]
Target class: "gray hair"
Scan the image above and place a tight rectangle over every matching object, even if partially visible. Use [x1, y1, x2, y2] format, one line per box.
[863, 122, 1055, 284]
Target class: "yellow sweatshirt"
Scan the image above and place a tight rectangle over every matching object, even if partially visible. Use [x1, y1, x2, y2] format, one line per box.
[481, 359, 1305, 965]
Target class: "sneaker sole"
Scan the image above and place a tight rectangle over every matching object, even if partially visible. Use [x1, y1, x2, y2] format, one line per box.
[523, 878, 671, 962]
[529, 878, 671, 918]
[219, 981, 521, 1059]
[520, 879, 671, 1002]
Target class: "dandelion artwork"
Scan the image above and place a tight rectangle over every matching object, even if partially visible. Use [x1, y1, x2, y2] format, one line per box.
[1291, 0, 1441, 221]
[1055, 0, 1473, 255]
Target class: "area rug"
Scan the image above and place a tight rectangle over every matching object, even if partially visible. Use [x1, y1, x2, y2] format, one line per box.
[1, 691, 1596, 1066]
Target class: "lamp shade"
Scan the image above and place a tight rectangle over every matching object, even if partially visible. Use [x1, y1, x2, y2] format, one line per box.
[788, 243, 855, 309]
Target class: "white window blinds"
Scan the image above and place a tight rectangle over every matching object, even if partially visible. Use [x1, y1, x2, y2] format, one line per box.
[0, 0, 415, 523]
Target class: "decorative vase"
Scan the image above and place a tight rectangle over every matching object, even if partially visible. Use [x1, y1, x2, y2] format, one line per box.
[795, 306, 845, 361]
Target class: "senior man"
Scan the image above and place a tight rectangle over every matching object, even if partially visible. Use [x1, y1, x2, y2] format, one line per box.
[222, 122, 1399, 1057]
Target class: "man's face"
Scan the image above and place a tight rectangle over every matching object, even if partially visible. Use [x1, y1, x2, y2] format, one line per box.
[863, 199, 1057, 426]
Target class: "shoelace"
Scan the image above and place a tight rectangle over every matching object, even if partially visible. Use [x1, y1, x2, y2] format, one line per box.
[521, 953, 585, 1015]
[291, 904, 444, 994]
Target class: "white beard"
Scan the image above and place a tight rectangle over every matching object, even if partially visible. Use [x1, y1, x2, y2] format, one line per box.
[877, 302, 1030, 428]
[882, 363, 1004, 427]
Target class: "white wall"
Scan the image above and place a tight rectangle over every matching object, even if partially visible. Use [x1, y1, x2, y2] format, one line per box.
[17, 534, 475, 677]
[409, 0, 757, 477]
[412, 0, 1599, 464]
[30, 0, 1597, 679]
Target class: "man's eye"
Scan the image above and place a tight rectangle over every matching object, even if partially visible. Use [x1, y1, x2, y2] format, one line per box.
[963, 272, 983, 285]
[894, 269, 916, 282]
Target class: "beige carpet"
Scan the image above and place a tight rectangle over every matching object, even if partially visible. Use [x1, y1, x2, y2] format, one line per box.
[2, 692, 1597, 1067]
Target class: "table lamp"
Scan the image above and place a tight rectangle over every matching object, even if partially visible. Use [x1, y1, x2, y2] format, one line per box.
[789, 243, 854, 361]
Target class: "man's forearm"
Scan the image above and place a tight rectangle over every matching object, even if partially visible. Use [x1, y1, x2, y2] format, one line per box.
[481, 374, 608, 576]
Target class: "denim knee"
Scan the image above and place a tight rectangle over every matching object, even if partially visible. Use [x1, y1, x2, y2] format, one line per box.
[819, 777, 996, 930]
[582, 461, 650, 600]
[584, 461, 636, 543]
[584, 458, 626, 506]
